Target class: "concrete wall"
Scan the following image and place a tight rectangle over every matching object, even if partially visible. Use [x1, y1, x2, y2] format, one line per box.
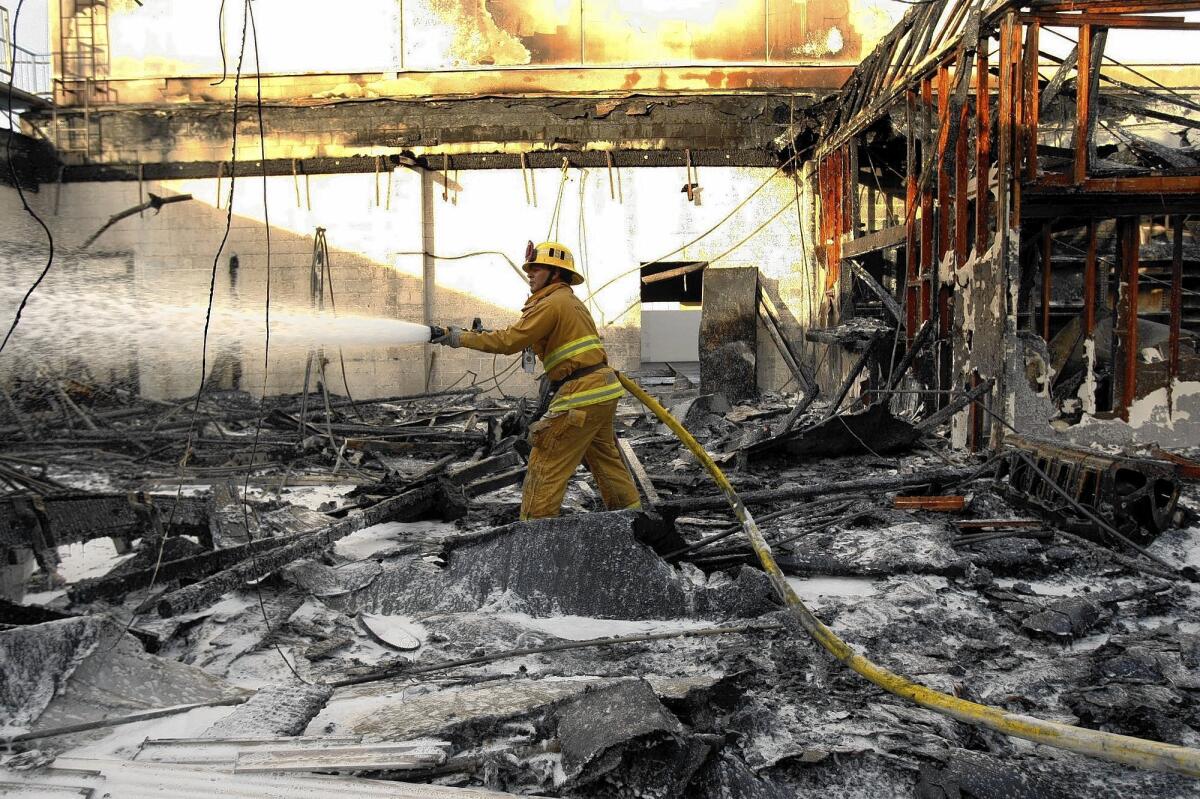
[93, 0, 909, 79]
[0, 165, 818, 402]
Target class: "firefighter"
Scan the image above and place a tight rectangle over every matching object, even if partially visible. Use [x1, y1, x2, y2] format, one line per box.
[431, 241, 642, 519]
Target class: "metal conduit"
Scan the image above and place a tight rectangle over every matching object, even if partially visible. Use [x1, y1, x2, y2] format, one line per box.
[616, 372, 1200, 779]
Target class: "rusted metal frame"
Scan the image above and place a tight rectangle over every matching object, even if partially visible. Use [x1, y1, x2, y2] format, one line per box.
[976, 35, 991, 255]
[817, 0, 1014, 158]
[955, 59, 971, 265]
[848, 142, 860, 243]
[1023, 20, 1041, 182]
[920, 75, 936, 326]
[1083, 219, 1098, 337]
[1010, 20, 1026, 225]
[1020, 12, 1200, 29]
[1116, 217, 1141, 420]
[1080, 175, 1200, 192]
[906, 90, 920, 339]
[1169, 215, 1184, 385]
[935, 64, 954, 357]
[1040, 222, 1053, 341]
[1031, 1, 1200, 13]
[936, 65, 953, 264]
[1073, 24, 1092, 185]
[997, 16, 1014, 237]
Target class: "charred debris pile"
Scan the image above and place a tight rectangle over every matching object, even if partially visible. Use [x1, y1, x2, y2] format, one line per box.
[1, 366, 1199, 798]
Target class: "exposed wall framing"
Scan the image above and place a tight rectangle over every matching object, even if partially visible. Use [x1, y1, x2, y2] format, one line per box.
[809, 0, 1200, 449]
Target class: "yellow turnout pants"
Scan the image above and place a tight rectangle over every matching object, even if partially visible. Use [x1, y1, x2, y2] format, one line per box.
[520, 399, 642, 520]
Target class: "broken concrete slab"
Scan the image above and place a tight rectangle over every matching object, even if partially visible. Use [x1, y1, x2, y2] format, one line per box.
[556, 679, 709, 797]
[347, 511, 778, 621]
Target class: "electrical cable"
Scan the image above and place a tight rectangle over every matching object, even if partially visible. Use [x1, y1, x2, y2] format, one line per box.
[1, 0, 57, 358]
[582, 147, 810, 307]
[599, 194, 799, 326]
[92, 0, 255, 660]
[210, 0, 228, 86]
[392, 249, 526, 284]
[313, 231, 363, 419]
[238, 0, 307, 683]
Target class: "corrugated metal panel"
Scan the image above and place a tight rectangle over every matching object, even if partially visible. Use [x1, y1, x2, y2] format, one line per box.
[135, 736, 363, 765]
[30, 758, 531, 799]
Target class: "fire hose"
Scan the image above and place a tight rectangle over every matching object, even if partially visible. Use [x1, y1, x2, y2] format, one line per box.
[616, 372, 1200, 779]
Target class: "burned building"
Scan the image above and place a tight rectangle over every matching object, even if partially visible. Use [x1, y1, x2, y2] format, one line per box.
[2, 1, 1200, 796]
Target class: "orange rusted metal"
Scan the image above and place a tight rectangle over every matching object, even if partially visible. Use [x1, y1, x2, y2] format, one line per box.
[894, 495, 966, 512]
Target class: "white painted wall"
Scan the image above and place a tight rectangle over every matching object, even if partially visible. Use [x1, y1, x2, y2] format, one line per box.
[0, 164, 814, 400]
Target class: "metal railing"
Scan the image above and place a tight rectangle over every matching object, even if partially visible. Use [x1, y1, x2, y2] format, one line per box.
[2, 43, 53, 99]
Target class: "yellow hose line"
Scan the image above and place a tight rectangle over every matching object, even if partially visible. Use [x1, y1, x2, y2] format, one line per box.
[616, 372, 1200, 779]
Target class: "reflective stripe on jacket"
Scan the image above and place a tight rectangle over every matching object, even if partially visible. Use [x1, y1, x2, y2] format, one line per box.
[457, 282, 623, 410]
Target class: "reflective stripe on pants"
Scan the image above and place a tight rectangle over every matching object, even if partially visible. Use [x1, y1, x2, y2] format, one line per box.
[520, 398, 641, 520]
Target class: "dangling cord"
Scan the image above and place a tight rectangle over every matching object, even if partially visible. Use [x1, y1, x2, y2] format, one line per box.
[545, 157, 570, 240]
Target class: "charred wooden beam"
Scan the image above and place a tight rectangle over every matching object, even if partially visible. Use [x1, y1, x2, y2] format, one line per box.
[840, 224, 907, 259]
[156, 483, 442, 617]
[0, 493, 209, 551]
[68, 529, 299, 604]
[658, 467, 976, 514]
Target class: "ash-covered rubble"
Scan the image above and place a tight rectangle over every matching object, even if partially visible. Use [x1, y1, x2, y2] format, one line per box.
[1, 374, 1199, 797]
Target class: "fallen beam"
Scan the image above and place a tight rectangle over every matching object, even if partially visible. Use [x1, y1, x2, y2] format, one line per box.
[657, 467, 974, 514]
[68, 529, 301, 604]
[156, 483, 441, 617]
[840, 224, 907, 258]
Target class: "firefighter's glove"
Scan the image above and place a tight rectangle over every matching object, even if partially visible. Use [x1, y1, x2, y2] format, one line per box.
[431, 325, 463, 348]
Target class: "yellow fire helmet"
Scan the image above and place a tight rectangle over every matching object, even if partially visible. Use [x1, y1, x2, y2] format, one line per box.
[523, 240, 584, 286]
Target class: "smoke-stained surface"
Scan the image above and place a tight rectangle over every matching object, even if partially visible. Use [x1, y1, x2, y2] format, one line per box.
[97, 0, 907, 80]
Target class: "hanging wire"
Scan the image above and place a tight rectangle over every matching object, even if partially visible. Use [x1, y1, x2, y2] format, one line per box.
[210, 0, 229, 86]
[545, 159, 571, 241]
[98, 0, 254, 659]
[583, 145, 811, 307]
[1, 0, 57, 357]
[238, 0, 308, 683]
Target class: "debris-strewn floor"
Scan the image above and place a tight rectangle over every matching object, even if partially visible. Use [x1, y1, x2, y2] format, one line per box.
[1, 373, 1199, 797]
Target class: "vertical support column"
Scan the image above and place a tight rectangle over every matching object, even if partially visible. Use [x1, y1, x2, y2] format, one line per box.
[906, 90, 920, 339]
[420, 168, 437, 391]
[1074, 24, 1092, 185]
[847, 141, 860, 242]
[955, 59, 970, 266]
[1040, 223, 1052, 342]
[996, 17, 1014, 238]
[936, 65, 952, 266]
[1115, 217, 1140, 420]
[1169, 216, 1184, 392]
[975, 35, 991, 256]
[1081, 219, 1098, 415]
[1007, 20, 1023, 226]
[1023, 19, 1040, 182]
[920, 75, 935, 326]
